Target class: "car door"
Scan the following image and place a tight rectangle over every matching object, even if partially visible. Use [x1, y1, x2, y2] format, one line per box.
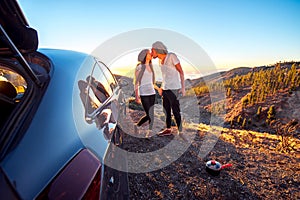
[79, 59, 118, 141]
[74, 56, 129, 199]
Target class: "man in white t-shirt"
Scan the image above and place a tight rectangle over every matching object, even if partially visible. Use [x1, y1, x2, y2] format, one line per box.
[151, 41, 185, 136]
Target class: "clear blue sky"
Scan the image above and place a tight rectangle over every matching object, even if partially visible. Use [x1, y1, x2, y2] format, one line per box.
[18, 0, 300, 71]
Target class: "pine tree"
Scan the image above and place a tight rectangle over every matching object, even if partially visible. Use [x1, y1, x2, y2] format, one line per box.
[290, 63, 297, 90]
[266, 105, 276, 124]
[257, 106, 262, 116]
[227, 87, 232, 97]
[237, 115, 242, 125]
[242, 118, 247, 129]
[230, 119, 234, 128]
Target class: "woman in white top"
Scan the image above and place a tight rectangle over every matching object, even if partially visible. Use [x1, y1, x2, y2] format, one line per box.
[134, 49, 158, 134]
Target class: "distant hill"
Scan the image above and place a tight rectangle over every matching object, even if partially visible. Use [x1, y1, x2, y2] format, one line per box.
[187, 61, 300, 87]
[186, 67, 253, 88]
[187, 61, 300, 134]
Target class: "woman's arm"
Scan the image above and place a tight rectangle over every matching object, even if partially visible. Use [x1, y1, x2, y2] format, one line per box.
[134, 67, 141, 103]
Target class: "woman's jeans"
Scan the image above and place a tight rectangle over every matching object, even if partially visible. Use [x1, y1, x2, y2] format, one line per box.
[137, 94, 156, 130]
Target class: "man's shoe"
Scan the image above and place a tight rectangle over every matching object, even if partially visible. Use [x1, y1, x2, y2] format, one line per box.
[158, 128, 172, 136]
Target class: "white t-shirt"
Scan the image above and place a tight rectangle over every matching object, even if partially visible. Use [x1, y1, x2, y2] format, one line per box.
[160, 53, 181, 90]
[136, 64, 156, 96]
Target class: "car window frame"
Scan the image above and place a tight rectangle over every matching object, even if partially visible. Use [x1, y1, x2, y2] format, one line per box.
[84, 58, 118, 121]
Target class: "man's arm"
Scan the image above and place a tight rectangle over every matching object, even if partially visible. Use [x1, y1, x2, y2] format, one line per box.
[175, 63, 185, 96]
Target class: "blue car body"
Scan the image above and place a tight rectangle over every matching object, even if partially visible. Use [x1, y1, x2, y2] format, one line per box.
[2, 49, 85, 199]
[0, 1, 129, 199]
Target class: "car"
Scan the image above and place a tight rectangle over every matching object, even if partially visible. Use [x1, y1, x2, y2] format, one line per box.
[0, 0, 129, 199]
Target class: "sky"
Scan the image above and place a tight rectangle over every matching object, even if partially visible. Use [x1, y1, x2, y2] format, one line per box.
[17, 0, 300, 78]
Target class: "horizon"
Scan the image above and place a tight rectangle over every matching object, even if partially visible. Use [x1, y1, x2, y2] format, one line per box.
[109, 51, 300, 81]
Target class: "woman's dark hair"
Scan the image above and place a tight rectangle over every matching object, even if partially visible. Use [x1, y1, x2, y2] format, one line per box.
[135, 49, 155, 85]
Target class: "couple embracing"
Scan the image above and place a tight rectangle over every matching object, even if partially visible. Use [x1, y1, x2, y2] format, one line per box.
[134, 41, 185, 138]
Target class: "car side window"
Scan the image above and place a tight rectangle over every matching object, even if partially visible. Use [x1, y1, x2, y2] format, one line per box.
[96, 60, 117, 92]
[81, 60, 114, 115]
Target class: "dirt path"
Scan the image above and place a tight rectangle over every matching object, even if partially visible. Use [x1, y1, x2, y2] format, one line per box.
[121, 110, 300, 200]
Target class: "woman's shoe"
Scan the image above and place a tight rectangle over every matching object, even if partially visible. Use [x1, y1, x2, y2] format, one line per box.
[145, 129, 151, 139]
